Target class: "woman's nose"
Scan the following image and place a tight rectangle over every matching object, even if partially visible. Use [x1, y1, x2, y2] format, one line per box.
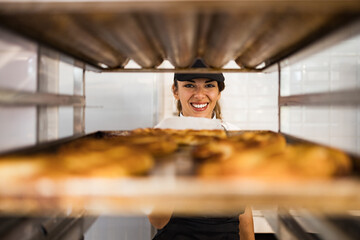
[193, 87, 206, 98]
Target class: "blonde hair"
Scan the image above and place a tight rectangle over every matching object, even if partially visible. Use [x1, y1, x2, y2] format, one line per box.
[173, 80, 225, 120]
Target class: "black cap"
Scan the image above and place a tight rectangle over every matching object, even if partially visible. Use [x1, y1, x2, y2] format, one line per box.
[174, 59, 225, 82]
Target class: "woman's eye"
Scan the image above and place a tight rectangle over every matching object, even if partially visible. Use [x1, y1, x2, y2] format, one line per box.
[205, 84, 215, 88]
[184, 84, 194, 88]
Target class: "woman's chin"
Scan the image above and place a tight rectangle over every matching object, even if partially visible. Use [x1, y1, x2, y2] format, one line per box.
[192, 112, 212, 119]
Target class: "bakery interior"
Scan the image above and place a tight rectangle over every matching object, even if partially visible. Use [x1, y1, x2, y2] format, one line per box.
[0, 0, 360, 239]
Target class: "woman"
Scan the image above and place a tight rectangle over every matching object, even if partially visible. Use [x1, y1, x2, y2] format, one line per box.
[149, 59, 255, 240]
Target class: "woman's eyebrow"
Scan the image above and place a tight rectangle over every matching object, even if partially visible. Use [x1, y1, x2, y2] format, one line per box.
[183, 80, 195, 83]
[205, 80, 216, 83]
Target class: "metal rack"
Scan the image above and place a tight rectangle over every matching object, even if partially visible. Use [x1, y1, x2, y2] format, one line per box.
[1, 1, 360, 240]
[0, 0, 359, 71]
[0, 213, 96, 240]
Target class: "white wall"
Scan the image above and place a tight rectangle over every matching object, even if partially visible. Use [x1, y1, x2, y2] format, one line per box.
[280, 33, 360, 154]
[84, 66, 157, 240]
[85, 71, 159, 132]
[221, 71, 278, 131]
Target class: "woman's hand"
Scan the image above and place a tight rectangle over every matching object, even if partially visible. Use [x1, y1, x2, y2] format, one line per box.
[239, 206, 255, 240]
[147, 202, 174, 229]
[148, 214, 172, 229]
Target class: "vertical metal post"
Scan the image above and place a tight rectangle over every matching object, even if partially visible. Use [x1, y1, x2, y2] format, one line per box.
[278, 62, 281, 133]
[153, 75, 160, 127]
[36, 44, 41, 144]
[73, 64, 85, 135]
[36, 46, 60, 143]
[83, 68, 86, 132]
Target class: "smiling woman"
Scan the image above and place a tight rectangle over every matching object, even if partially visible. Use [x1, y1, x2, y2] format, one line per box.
[149, 59, 255, 240]
[173, 59, 225, 119]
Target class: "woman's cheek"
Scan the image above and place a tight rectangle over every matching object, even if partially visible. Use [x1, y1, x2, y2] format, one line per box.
[210, 91, 220, 100]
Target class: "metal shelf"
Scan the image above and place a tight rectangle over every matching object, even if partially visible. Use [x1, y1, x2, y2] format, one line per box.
[279, 89, 360, 107]
[0, 88, 85, 107]
[0, 131, 359, 216]
[0, 1, 359, 71]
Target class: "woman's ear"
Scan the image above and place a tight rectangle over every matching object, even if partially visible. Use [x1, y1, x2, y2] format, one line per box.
[172, 84, 179, 100]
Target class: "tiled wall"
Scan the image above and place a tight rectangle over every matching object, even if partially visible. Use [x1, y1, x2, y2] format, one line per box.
[221, 71, 278, 131]
[85, 70, 159, 132]
[280, 33, 360, 154]
[281, 106, 360, 154]
[84, 62, 156, 240]
[281, 35, 360, 95]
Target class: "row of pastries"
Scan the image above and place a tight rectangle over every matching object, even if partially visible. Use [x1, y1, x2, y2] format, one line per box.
[0, 129, 353, 180]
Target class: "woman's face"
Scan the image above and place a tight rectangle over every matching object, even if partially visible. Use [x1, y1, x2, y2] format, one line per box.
[173, 78, 221, 119]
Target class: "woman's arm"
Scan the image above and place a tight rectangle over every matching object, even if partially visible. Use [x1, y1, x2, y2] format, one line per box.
[239, 206, 255, 240]
[148, 214, 172, 229]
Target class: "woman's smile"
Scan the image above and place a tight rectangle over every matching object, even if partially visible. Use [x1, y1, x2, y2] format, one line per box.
[190, 102, 209, 111]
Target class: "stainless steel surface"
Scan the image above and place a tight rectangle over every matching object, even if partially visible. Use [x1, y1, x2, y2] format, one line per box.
[292, 210, 354, 240]
[76, 13, 162, 68]
[73, 67, 84, 96]
[0, 213, 97, 240]
[0, 89, 85, 106]
[0, 1, 359, 71]
[37, 46, 59, 144]
[37, 106, 58, 143]
[73, 67, 85, 135]
[102, 67, 261, 72]
[73, 106, 85, 135]
[0, 217, 46, 240]
[202, 12, 260, 68]
[38, 47, 59, 94]
[141, 11, 197, 68]
[325, 215, 360, 240]
[279, 89, 360, 106]
[262, 209, 279, 236]
[278, 63, 281, 132]
[278, 212, 317, 240]
[234, 10, 337, 69]
[264, 208, 360, 240]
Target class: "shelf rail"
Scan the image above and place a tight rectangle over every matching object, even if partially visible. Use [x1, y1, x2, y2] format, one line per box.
[0, 88, 85, 107]
[279, 89, 360, 106]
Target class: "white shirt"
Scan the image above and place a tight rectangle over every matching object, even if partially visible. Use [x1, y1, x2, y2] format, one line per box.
[155, 113, 240, 131]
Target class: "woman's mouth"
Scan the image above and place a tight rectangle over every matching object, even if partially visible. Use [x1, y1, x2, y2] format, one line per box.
[190, 103, 209, 111]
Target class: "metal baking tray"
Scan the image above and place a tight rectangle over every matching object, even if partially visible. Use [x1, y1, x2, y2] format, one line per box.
[0, 1, 359, 71]
[0, 130, 359, 216]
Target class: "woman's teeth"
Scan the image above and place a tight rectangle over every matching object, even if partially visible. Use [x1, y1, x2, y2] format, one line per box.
[191, 103, 208, 108]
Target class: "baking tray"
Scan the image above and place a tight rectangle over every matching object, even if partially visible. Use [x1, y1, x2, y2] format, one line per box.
[0, 1, 359, 71]
[0, 130, 359, 216]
